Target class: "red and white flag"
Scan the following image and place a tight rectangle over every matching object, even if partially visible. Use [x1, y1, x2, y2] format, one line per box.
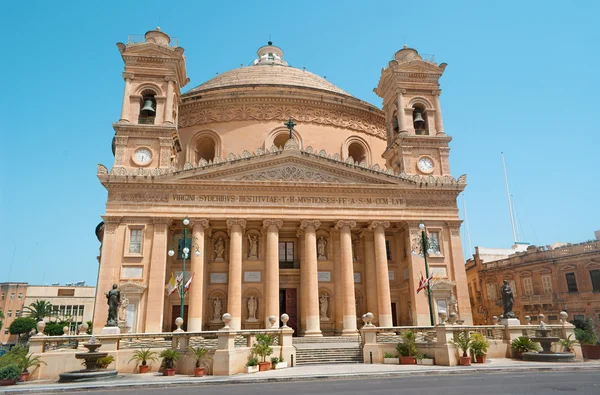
[184, 273, 194, 294]
[416, 273, 433, 294]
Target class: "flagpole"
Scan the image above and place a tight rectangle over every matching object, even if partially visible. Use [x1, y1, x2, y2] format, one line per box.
[180, 226, 188, 320]
[421, 228, 435, 326]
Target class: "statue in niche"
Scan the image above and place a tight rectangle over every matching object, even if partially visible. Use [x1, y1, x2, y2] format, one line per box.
[118, 295, 129, 322]
[501, 280, 516, 318]
[247, 296, 258, 321]
[247, 234, 258, 259]
[317, 237, 327, 260]
[319, 294, 329, 319]
[352, 239, 358, 262]
[214, 237, 225, 261]
[213, 297, 222, 322]
[447, 290, 458, 316]
[105, 284, 120, 327]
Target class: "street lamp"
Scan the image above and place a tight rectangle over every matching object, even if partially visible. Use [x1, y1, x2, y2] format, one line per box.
[167, 217, 201, 322]
[411, 221, 440, 326]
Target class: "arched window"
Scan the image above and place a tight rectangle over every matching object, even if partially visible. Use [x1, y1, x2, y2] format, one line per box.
[273, 133, 290, 149]
[138, 89, 157, 125]
[265, 127, 303, 150]
[348, 142, 367, 163]
[195, 136, 216, 162]
[342, 136, 371, 164]
[187, 130, 222, 164]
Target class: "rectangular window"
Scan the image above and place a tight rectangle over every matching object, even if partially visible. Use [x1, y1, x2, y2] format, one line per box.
[429, 232, 440, 253]
[522, 277, 534, 296]
[573, 314, 585, 322]
[486, 283, 498, 300]
[590, 269, 600, 292]
[17, 293, 23, 300]
[565, 272, 578, 293]
[1, 293, 4, 300]
[129, 229, 143, 254]
[8, 310, 12, 317]
[542, 275, 553, 295]
[10, 293, 15, 300]
[15, 310, 20, 317]
[4, 329, 7, 335]
[279, 242, 294, 263]
[58, 289, 75, 297]
[508, 280, 518, 297]
[385, 240, 391, 260]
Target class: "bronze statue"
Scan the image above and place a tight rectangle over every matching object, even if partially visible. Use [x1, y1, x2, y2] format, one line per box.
[501, 280, 516, 319]
[105, 284, 120, 327]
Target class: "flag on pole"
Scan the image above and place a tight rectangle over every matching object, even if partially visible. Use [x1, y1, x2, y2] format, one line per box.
[184, 273, 194, 294]
[416, 272, 433, 294]
[167, 273, 177, 295]
[175, 272, 184, 291]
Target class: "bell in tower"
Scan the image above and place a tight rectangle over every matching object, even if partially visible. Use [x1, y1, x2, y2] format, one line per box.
[413, 111, 425, 130]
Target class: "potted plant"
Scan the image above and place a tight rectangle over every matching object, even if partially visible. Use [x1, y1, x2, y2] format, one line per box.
[470, 333, 490, 363]
[95, 355, 115, 369]
[416, 354, 435, 365]
[270, 356, 287, 370]
[383, 352, 399, 364]
[189, 346, 210, 377]
[0, 364, 22, 386]
[159, 349, 181, 376]
[128, 348, 158, 373]
[245, 357, 259, 373]
[450, 331, 472, 366]
[511, 336, 541, 359]
[575, 318, 600, 359]
[18, 354, 46, 381]
[558, 334, 578, 353]
[396, 330, 418, 364]
[252, 334, 274, 371]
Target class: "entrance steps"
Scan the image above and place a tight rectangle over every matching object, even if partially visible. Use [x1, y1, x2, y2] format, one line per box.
[293, 336, 363, 365]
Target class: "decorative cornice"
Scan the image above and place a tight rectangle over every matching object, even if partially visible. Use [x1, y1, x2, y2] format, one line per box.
[335, 220, 357, 230]
[263, 219, 284, 230]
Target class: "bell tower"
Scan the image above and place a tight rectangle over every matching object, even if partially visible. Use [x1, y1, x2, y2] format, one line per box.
[375, 46, 451, 176]
[111, 28, 189, 171]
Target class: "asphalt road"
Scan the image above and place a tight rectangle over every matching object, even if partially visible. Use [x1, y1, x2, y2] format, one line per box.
[40, 371, 599, 395]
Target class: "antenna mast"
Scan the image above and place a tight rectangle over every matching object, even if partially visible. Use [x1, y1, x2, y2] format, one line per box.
[501, 152, 517, 244]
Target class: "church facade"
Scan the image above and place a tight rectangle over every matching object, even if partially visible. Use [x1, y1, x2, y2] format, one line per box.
[92, 28, 473, 335]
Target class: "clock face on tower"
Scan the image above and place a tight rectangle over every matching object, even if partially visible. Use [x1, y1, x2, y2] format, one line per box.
[133, 147, 153, 166]
[417, 156, 434, 174]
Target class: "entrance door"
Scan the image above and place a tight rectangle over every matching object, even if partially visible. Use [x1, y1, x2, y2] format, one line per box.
[171, 305, 189, 331]
[280, 288, 298, 334]
[391, 303, 398, 326]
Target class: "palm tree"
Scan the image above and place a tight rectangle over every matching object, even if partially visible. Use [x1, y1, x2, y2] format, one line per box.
[23, 300, 54, 322]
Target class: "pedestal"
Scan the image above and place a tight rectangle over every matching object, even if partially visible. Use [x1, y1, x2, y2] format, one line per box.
[101, 326, 121, 335]
[500, 318, 521, 326]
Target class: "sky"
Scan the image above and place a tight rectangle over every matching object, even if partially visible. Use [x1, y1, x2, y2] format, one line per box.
[0, 1, 598, 286]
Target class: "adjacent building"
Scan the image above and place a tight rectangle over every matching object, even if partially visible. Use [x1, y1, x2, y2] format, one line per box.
[466, 233, 600, 325]
[92, 28, 473, 335]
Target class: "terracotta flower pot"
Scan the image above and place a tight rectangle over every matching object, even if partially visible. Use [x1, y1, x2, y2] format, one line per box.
[163, 368, 176, 376]
[400, 356, 417, 365]
[194, 367, 206, 377]
[19, 371, 30, 382]
[139, 364, 150, 373]
[582, 344, 600, 359]
[258, 362, 271, 371]
[475, 354, 486, 364]
[0, 379, 17, 386]
[459, 356, 471, 366]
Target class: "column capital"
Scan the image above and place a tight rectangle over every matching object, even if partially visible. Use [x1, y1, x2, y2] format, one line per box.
[226, 218, 247, 233]
[122, 72, 134, 80]
[189, 218, 210, 230]
[300, 219, 321, 231]
[368, 221, 390, 231]
[335, 220, 356, 230]
[102, 216, 122, 235]
[445, 220, 463, 237]
[153, 217, 172, 234]
[165, 75, 178, 83]
[262, 219, 283, 230]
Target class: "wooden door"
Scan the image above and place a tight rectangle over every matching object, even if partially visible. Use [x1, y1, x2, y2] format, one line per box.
[171, 305, 189, 331]
[283, 288, 298, 334]
[391, 302, 398, 326]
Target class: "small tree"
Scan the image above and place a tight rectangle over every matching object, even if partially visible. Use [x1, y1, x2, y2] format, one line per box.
[44, 321, 69, 336]
[252, 334, 274, 362]
[23, 300, 53, 322]
[8, 317, 37, 343]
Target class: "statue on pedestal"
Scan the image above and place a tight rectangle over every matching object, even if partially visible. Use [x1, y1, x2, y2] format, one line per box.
[247, 296, 258, 321]
[214, 237, 225, 260]
[501, 280, 516, 318]
[105, 284, 120, 327]
[213, 297, 222, 322]
[247, 235, 258, 259]
[319, 294, 329, 319]
[447, 290, 458, 315]
[317, 237, 327, 260]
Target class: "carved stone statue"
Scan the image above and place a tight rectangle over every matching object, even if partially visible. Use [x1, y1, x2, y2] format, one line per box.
[118, 295, 129, 322]
[247, 296, 258, 321]
[214, 237, 225, 260]
[317, 237, 327, 260]
[447, 290, 458, 315]
[213, 297, 222, 322]
[105, 284, 120, 327]
[247, 234, 258, 259]
[501, 280, 516, 318]
[319, 294, 329, 319]
[352, 239, 358, 261]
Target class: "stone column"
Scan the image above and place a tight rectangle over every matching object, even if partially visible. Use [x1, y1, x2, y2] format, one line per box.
[263, 219, 283, 329]
[297, 229, 307, 333]
[360, 228, 378, 324]
[92, 216, 122, 333]
[433, 90, 445, 136]
[187, 219, 209, 332]
[119, 72, 133, 122]
[227, 219, 246, 330]
[331, 229, 343, 334]
[446, 221, 473, 324]
[336, 220, 358, 335]
[397, 89, 407, 133]
[145, 217, 171, 332]
[300, 220, 322, 336]
[164, 77, 176, 124]
[370, 221, 392, 327]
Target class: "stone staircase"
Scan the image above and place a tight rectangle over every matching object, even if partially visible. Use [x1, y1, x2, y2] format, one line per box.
[293, 336, 363, 365]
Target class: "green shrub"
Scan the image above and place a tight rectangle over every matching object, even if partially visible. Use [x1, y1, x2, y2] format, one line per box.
[44, 321, 69, 336]
[159, 349, 180, 369]
[383, 352, 397, 358]
[0, 345, 28, 368]
[574, 318, 598, 345]
[95, 355, 114, 369]
[449, 331, 472, 357]
[470, 333, 490, 357]
[511, 336, 541, 353]
[246, 357, 258, 367]
[0, 364, 22, 381]
[252, 334, 274, 362]
[8, 318, 36, 336]
[396, 330, 418, 357]
[128, 348, 158, 367]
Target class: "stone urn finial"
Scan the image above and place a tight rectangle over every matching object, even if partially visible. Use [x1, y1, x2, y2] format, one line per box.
[492, 316, 499, 325]
[63, 326, 70, 336]
[36, 321, 47, 336]
[524, 316, 531, 325]
[79, 322, 89, 335]
[173, 317, 184, 333]
[559, 311, 569, 324]
[448, 312, 458, 325]
[364, 312, 374, 327]
[438, 310, 447, 325]
[538, 313, 546, 325]
[268, 315, 277, 328]
[280, 314, 289, 328]
[221, 313, 232, 329]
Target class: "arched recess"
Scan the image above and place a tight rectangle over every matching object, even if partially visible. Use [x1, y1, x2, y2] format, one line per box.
[242, 288, 262, 324]
[318, 288, 332, 321]
[407, 97, 434, 135]
[187, 130, 222, 165]
[341, 136, 372, 165]
[315, 229, 330, 261]
[207, 290, 227, 324]
[244, 228, 262, 260]
[210, 231, 228, 262]
[265, 127, 303, 150]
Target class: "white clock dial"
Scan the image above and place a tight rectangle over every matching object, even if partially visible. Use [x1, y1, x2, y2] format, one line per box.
[417, 157, 434, 173]
[134, 148, 152, 165]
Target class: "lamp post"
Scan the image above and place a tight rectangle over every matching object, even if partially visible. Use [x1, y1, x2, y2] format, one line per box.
[168, 217, 201, 322]
[411, 221, 440, 326]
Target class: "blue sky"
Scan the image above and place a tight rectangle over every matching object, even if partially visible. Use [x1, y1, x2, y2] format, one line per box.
[1, 1, 598, 286]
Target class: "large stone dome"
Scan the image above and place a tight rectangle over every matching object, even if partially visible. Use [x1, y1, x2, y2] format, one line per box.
[185, 42, 353, 98]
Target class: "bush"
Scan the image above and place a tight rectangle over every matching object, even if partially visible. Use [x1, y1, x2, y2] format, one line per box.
[246, 357, 258, 367]
[8, 318, 36, 335]
[396, 330, 417, 357]
[383, 352, 397, 358]
[252, 334, 274, 362]
[95, 355, 114, 369]
[470, 333, 490, 357]
[449, 331, 472, 357]
[159, 349, 180, 369]
[0, 364, 22, 381]
[0, 345, 28, 369]
[574, 318, 598, 345]
[511, 336, 541, 353]
[44, 321, 69, 336]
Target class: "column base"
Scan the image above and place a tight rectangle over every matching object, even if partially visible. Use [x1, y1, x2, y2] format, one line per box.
[303, 330, 323, 337]
[341, 329, 359, 336]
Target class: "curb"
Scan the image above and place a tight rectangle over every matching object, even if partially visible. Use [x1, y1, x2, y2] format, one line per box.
[3, 364, 600, 393]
